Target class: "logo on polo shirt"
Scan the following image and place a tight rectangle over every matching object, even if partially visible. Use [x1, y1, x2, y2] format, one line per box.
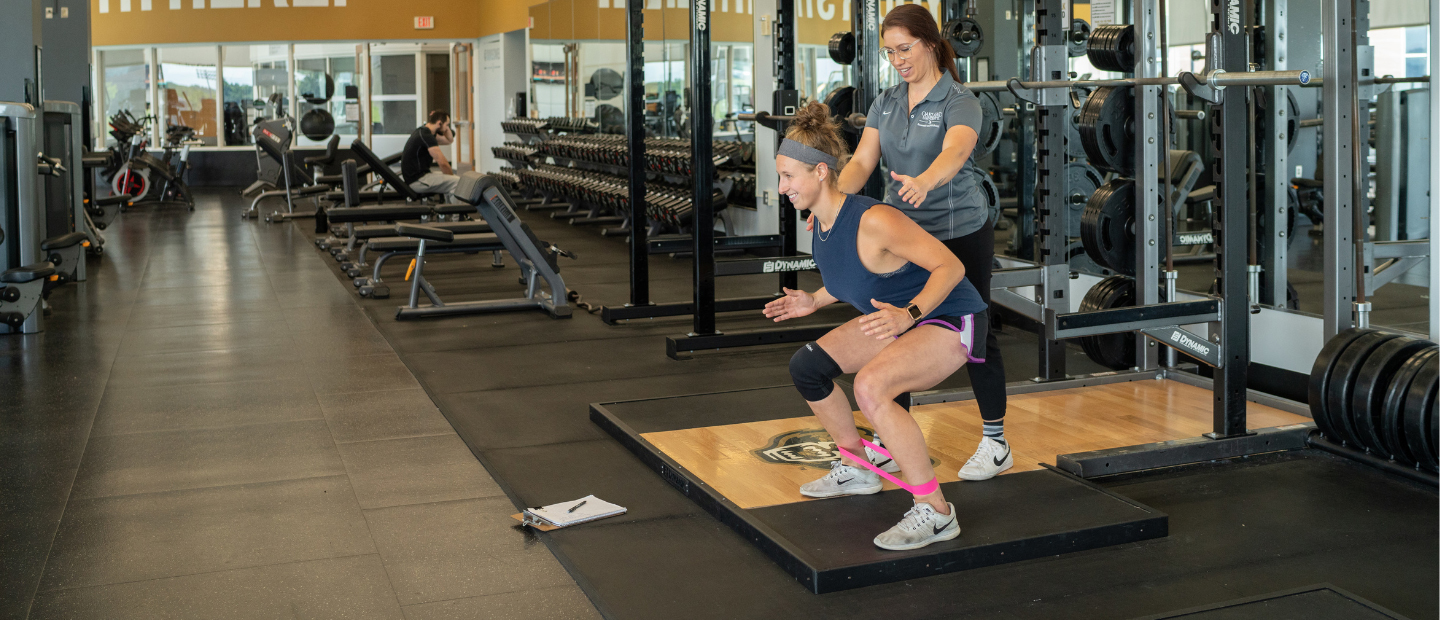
[917, 110, 943, 129]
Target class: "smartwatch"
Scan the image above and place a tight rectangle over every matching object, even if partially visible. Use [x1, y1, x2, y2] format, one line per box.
[905, 303, 924, 322]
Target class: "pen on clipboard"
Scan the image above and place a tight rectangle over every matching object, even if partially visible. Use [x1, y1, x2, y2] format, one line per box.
[568, 500, 587, 513]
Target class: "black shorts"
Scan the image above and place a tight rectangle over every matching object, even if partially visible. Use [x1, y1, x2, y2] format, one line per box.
[907, 309, 988, 363]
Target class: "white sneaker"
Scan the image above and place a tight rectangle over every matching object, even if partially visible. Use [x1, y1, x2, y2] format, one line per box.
[873, 502, 961, 551]
[957, 437, 1013, 481]
[865, 437, 902, 473]
[799, 460, 883, 498]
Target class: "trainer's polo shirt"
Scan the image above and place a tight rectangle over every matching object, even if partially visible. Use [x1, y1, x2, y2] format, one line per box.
[864, 72, 988, 240]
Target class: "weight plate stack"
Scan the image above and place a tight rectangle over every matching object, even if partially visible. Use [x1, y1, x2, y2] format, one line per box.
[1078, 86, 1135, 175]
[1065, 162, 1104, 238]
[1349, 336, 1432, 457]
[1068, 19, 1091, 58]
[1080, 178, 1136, 275]
[1402, 352, 1440, 472]
[1308, 328, 1373, 441]
[975, 93, 1004, 159]
[1086, 24, 1136, 73]
[1326, 330, 1403, 447]
[1077, 275, 1137, 370]
[1382, 347, 1439, 465]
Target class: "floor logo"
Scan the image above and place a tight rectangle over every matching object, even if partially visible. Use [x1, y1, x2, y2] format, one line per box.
[753, 428, 938, 470]
[754, 428, 877, 469]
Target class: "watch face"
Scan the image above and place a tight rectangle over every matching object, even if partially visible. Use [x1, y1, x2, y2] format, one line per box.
[908, 305, 923, 321]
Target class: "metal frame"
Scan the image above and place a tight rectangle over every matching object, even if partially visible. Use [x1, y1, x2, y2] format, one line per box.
[1259, 0, 1290, 308]
[1320, 0, 1360, 337]
[660, 0, 844, 358]
[0, 103, 46, 334]
[1031, 0, 1068, 381]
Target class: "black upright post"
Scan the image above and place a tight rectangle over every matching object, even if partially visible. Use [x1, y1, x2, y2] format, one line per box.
[1033, 0, 1067, 380]
[689, 0, 717, 336]
[1012, 0, 1037, 260]
[851, 0, 884, 200]
[1208, 0, 1250, 437]
[626, 2, 649, 308]
[775, 0, 799, 293]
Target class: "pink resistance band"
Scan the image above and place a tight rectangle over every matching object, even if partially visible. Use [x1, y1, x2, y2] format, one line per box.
[835, 439, 940, 496]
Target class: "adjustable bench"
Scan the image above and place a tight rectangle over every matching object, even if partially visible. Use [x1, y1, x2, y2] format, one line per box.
[356, 232, 505, 299]
[0, 262, 56, 334]
[385, 171, 574, 319]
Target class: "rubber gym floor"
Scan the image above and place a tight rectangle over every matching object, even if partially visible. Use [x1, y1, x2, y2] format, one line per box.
[2, 188, 1434, 619]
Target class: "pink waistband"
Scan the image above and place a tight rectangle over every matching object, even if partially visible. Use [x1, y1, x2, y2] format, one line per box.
[836, 439, 940, 496]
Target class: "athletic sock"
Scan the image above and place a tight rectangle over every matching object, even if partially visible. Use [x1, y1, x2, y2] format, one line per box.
[982, 420, 1006, 445]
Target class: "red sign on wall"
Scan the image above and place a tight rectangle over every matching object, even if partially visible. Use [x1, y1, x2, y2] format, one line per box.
[414, 16, 434, 29]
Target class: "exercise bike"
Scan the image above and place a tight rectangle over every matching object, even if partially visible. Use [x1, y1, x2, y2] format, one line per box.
[124, 124, 200, 210]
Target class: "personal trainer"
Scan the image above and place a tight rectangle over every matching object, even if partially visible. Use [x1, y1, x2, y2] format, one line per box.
[402, 110, 459, 198]
[766, 103, 988, 551]
[836, 4, 1012, 481]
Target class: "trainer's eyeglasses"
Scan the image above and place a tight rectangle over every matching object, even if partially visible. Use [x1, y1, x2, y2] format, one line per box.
[880, 39, 923, 64]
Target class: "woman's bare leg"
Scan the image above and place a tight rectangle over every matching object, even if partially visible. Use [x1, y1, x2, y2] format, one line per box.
[803, 316, 891, 467]
[852, 325, 970, 513]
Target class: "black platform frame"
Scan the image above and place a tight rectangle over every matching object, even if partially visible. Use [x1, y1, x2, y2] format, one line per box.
[591, 387, 1170, 593]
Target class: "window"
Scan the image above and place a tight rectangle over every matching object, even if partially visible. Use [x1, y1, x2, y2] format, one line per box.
[221, 45, 258, 146]
[294, 44, 361, 146]
[1374, 26, 1430, 85]
[371, 51, 419, 135]
[99, 49, 152, 146]
[158, 46, 219, 146]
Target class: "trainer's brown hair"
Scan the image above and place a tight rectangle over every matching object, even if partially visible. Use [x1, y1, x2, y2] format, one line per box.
[782, 102, 851, 187]
[881, 4, 961, 84]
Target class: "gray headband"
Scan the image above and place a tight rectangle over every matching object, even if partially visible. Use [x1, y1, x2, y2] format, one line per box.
[778, 139, 839, 170]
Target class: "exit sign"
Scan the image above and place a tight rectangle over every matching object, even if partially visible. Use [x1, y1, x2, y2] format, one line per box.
[414, 16, 434, 29]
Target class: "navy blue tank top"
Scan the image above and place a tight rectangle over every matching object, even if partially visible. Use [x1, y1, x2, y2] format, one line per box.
[812, 194, 987, 319]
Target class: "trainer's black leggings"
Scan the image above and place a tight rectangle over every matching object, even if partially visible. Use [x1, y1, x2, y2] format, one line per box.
[943, 224, 1006, 422]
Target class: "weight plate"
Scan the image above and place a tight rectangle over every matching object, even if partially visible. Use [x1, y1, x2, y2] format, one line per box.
[1078, 275, 1136, 370]
[1080, 178, 1136, 275]
[1078, 86, 1135, 175]
[824, 87, 859, 151]
[1382, 347, 1437, 465]
[1326, 330, 1402, 448]
[975, 93, 1004, 159]
[1403, 352, 1440, 471]
[828, 32, 856, 65]
[1086, 24, 1135, 73]
[977, 170, 1000, 227]
[1064, 162, 1103, 238]
[1255, 87, 1300, 156]
[1349, 337, 1431, 456]
[1066, 241, 1108, 275]
[1066, 109, 1087, 159]
[1068, 19, 1091, 58]
[1308, 328, 1374, 442]
[944, 18, 984, 58]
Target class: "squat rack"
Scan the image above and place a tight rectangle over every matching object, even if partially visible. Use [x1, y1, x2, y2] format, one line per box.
[602, 0, 830, 360]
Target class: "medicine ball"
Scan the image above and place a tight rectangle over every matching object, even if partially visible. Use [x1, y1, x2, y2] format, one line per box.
[300, 108, 336, 141]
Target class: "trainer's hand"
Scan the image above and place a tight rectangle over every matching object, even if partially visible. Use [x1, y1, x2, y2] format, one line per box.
[763, 287, 819, 322]
[805, 212, 815, 232]
[859, 299, 914, 339]
[890, 171, 929, 207]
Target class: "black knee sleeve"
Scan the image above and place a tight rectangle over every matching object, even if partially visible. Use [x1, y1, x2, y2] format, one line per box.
[790, 342, 843, 402]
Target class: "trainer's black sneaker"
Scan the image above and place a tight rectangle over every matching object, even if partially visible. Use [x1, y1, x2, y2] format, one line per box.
[799, 460, 883, 498]
[874, 502, 961, 551]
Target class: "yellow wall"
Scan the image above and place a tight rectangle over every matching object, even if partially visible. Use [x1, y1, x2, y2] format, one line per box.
[93, 0, 546, 46]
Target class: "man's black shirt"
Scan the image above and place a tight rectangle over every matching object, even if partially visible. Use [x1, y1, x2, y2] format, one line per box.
[401, 126, 439, 184]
